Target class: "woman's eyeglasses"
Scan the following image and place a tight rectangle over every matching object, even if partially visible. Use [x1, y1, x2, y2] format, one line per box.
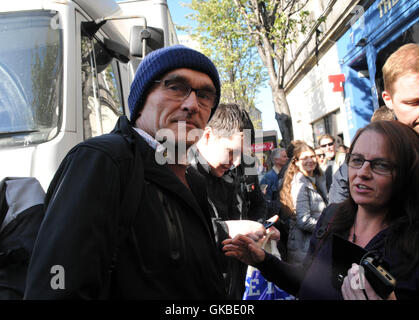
[346, 153, 395, 175]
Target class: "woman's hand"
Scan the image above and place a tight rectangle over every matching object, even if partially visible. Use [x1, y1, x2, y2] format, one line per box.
[222, 234, 266, 266]
[341, 264, 397, 300]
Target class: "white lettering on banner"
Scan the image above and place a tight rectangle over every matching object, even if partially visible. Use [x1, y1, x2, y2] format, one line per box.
[248, 278, 260, 296]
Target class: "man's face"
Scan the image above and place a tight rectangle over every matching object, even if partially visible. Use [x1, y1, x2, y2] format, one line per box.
[382, 72, 419, 133]
[273, 150, 288, 168]
[135, 68, 216, 147]
[319, 137, 335, 160]
[201, 129, 243, 177]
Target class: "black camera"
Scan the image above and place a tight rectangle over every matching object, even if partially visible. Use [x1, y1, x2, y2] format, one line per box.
[331, 235, 396, 299]
[360, 256, 396, 299]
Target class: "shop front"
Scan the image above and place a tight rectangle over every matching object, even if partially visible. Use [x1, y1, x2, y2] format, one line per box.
[337, 0, 419, 139]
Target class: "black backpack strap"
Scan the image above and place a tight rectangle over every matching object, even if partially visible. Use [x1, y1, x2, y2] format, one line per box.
[313, 203, 339, 256]
[107, 132, 144, 274]
[0, 178, 10, 227]
[303, 203, 340, 270]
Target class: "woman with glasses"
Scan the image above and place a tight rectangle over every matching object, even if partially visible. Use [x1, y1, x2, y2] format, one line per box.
[223, 120, 419, 299]
[279, 142, 328, 266]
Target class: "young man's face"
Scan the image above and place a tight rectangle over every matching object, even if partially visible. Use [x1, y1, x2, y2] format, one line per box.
[135, 68, 216, 147]
[319, 137, 335, 160]
[383, 72, 419, 133]
[200, 129, 243, 177]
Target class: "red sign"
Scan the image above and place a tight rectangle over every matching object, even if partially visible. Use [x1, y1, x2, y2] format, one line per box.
[252, 142, 275, 152]
[328, 74, 345, 92]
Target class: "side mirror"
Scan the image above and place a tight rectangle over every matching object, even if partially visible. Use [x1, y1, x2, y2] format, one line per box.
[130, 26, 164, 58]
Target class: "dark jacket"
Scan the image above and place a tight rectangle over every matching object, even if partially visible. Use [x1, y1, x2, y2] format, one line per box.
[255, 204, 419, 300]
[24, 116, 226, 299]
[260, 168, 280, 201]
[188, 146, 266, 299]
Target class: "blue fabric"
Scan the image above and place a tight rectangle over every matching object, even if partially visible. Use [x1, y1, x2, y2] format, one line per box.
[243, 268, 294, 300]
[128, 45, 220, 123]
[260, 169, 279, 201]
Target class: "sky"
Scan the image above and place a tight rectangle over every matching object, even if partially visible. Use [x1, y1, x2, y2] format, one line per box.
[166, 0, 279, 133]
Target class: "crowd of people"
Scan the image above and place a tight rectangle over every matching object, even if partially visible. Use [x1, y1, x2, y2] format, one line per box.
[6, 42, 416, 300]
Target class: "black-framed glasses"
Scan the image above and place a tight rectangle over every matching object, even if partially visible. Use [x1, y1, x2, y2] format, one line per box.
[320, 142, 334, 148]
[346, 153, 395, 176]
[155, 79, 216, 110]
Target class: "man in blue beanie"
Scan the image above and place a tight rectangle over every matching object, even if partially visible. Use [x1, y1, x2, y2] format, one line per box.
[24, 45, 265, 299]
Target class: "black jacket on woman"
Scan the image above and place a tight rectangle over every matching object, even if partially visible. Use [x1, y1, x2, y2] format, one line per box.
[255, 204, 419, 300]
[24, 116, 226, 299]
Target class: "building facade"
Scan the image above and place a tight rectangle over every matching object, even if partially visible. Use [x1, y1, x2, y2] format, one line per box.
[284, 0, 419, 147]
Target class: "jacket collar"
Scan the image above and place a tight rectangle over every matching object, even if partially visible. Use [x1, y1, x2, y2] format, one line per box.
[112, 117, 209, 223]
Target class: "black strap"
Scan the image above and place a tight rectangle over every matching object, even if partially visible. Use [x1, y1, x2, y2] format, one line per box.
[0, 178, 10, 227]
[305, 204, 339, 269]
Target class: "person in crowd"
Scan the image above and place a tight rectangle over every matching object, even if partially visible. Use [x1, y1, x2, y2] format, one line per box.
[279, 142, 328, 265]
[24, 45, 266, 299]
[188, 103, 270, 299]
[370, 105, 395, 122]
[328, 106, 396, 205]
[315, 147, 327, 171]
[318, 134, 340, 192]
[382, 43, 419, 134]
[223, 120, 419, 300]
[319, 134, 336, 162]
[260, 148, 288, 202]
[328, 43, 418, 205]
[337, 144, 348, 154]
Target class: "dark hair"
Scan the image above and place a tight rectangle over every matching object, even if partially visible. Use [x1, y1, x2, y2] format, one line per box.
[280, 142, 321, 217]
[330, 120, 419, 277]
[371, 105, 395, 122]
[207, 103, 255, 144]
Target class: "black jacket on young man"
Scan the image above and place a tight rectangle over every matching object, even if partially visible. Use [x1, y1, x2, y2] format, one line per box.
[188, 146, 266, 299]
[24, 116, 226, 299]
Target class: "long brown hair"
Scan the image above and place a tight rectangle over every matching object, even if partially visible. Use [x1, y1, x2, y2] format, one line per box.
[280, 142, 320, 217]
[330, 120, 419, 277]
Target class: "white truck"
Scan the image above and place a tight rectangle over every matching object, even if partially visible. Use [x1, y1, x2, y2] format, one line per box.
[0, 0, 178, 190]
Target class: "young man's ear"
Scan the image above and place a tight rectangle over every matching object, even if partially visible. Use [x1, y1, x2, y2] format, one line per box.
[202, 127, 213, 144]
[382, 90, 393, 110]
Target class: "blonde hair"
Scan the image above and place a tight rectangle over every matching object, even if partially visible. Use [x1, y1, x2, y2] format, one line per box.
[383, 43, 419, 95]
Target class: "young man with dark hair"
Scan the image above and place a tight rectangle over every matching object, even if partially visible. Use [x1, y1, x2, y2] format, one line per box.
[188, 103, 270, 299]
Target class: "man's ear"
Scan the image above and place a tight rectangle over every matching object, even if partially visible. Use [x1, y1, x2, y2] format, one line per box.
[382, 90, 393, 110]
[202, 127, 213, 144]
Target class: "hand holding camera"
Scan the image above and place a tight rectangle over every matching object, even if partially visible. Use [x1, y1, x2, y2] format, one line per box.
[341, 261, 396, 300]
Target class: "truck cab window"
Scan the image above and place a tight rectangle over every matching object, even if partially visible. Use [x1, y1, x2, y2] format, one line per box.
[0, 11, 63, 147]
[81, 34, 123, 140]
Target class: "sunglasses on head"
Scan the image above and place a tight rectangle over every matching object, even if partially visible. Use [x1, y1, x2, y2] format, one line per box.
[320, 142, 334, 148]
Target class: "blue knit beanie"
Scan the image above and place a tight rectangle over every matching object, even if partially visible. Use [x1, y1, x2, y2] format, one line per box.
[128, 45, 221, 124]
